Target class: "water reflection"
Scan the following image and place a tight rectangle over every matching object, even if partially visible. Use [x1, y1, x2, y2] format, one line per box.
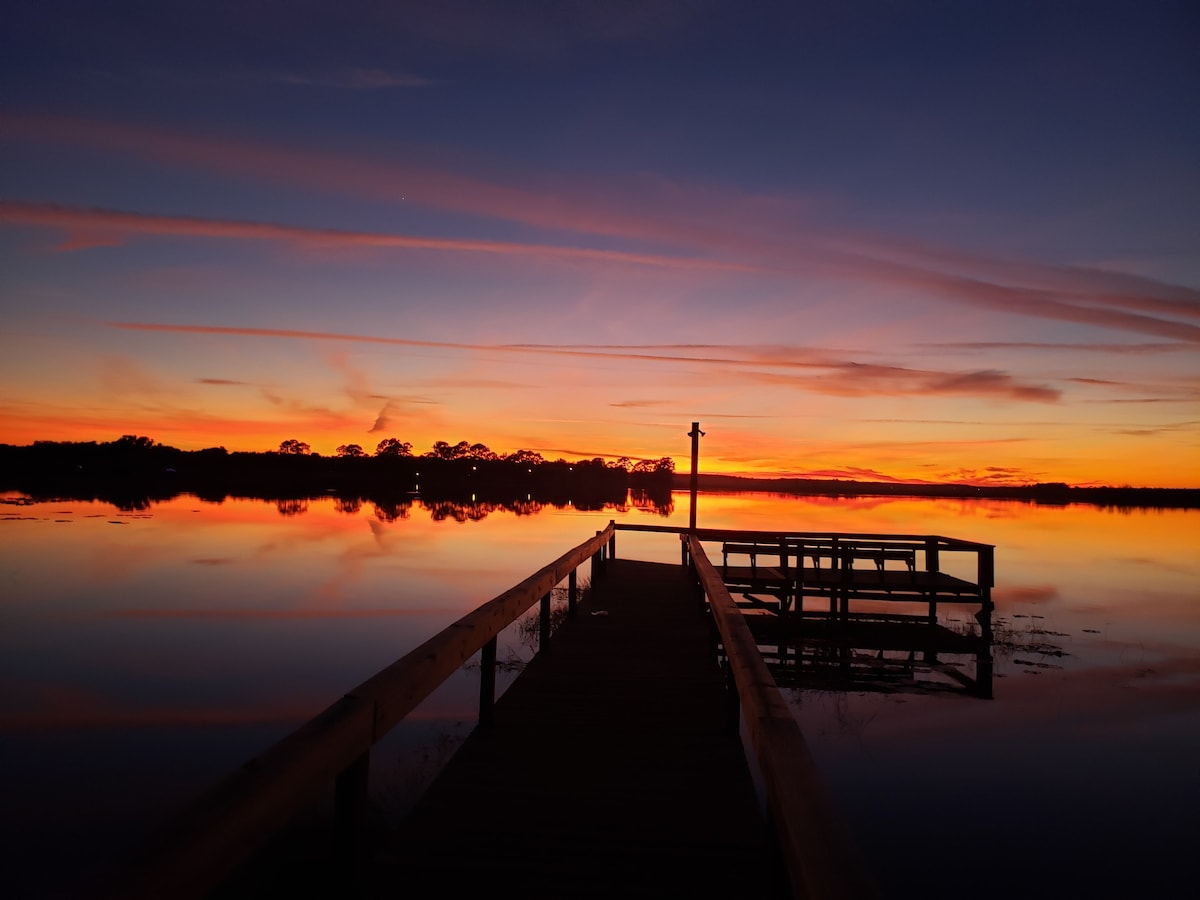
[755, 610, 994, 699]
[1, 491, 1197, 899]
[12, 480, 675, 519]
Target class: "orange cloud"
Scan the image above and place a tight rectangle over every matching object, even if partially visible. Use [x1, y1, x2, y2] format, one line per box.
[101, 319, 1063, 403]
[0, 200, 754, 273]
[737, 363, 1061, 403]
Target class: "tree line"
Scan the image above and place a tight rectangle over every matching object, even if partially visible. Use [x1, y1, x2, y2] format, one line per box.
[0, 435, 676, 509]
[277, 436, 675, 475]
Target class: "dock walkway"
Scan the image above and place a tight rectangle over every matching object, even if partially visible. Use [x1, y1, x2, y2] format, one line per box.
[366, 557, 788, 898]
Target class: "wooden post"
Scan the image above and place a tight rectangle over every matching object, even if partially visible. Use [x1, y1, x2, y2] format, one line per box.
[778, 538, 790, 612]
[835, 537, 851, 619]
[979, 545, 995, 601]
[567, 568, 578, 616]
[479, 636, 497, 727]
[592, 530, 603, 581]
[687, 422, 704, 532]
[539, 591, 552, 651]
[976, 544, 995, 699]
[975, 601, 995, 700]
[609, 527, 616, 560]
[925, 536, 941, 573]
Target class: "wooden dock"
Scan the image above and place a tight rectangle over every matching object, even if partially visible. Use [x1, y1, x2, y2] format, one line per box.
[111, 523, 992, 900]
[364, 558, 787, 897]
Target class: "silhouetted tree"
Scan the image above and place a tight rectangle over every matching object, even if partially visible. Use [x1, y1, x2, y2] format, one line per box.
[116, 434, 157, 450]
[467, 442, 498, 460]
[426, 440, 473, 460]
[278, 439, 310, 455]
[505, 449, 544, 466]
[335, 443, 365, 458]
[374, 438, 413, 457]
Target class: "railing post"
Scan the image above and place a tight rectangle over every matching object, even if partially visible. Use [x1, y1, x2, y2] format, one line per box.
[592, 530, 604, 581]
[778, 538, 790, 612]
[925, 536, 941, 573]
[609, 529, 616, 560]
[568, 568, 578, 616]
[479, 636, 497, 728]
[539, 591, 552, 651]
[979, 545, 994, 599]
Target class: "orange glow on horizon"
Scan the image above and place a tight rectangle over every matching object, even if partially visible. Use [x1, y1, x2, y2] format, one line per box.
[3, 413, 1198, 488]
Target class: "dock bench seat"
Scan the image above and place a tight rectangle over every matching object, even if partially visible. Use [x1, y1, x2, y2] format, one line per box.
[721, 542, 788, 578]
[793, 542, 917, 573]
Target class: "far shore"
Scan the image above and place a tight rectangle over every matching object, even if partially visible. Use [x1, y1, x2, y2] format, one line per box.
[672, 473, 1200, 510]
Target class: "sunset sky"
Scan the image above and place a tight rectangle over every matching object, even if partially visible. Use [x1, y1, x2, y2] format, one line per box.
[2, 1, 1197, 487]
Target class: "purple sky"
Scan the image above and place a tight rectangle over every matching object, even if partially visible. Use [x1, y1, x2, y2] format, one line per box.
[2, 1, 1198, 485]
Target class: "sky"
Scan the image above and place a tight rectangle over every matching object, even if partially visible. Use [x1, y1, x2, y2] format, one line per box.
[1, 0, 1198, 488]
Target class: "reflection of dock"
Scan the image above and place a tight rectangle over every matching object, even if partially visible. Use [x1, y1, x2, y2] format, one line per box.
[747, 614, 992, 698]
[111, 524, 992, 900]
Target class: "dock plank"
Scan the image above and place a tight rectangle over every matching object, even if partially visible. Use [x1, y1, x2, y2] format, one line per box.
[366, 558, 788, 898]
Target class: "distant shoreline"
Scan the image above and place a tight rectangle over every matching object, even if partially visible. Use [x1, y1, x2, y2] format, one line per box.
[2, 439, 1195, 511]
[672, 473, 1200, 510]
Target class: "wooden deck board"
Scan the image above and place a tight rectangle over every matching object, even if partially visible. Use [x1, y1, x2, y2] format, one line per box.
[365, 558, 789, 898]
[721, 566, 980, 599]
[798, 567, 980, 597]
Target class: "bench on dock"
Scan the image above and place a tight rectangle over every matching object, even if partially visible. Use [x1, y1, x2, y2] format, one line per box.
[792, 541, 917, 574]
[721, 541, 788, 578]
[722, 540, 917, 577]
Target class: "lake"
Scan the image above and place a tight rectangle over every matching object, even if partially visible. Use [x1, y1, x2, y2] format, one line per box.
[3, 490, 1197, 898]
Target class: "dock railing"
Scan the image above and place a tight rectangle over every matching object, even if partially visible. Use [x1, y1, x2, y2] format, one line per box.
[108, 522, 616, 900]
[687, 534, 878, 900]
[619, 528, 993, 607]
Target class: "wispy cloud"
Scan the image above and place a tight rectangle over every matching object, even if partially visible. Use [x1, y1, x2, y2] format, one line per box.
[919, 341, 1197, 354]
[103, 320, 1063, 404]
[6, 115, 1199, 343]
[0, 201, 752, 273]
[368, 396, 441, 435]
[370, 400, 399, 434]
[739, 364, 1060, 403]
[790, 467, 924, 484]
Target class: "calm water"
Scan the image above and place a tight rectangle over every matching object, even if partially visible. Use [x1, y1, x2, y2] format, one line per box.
[3, 491, 1197, 897]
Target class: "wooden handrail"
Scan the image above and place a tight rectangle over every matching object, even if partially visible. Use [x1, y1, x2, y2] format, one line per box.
[617, 522, 993, 549]
[688, 535, 877, 900]
[109, 522, 616, 900]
